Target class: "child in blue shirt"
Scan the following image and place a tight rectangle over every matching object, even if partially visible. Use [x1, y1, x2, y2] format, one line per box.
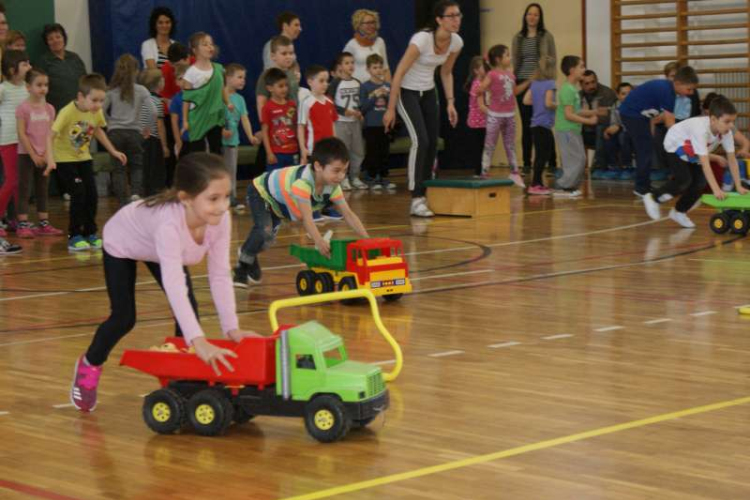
[169, 62, 190, 157]
[359, 54, 394, 190]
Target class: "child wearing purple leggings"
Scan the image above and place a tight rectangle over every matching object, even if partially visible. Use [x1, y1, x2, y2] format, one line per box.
[479, 44, 530, 187]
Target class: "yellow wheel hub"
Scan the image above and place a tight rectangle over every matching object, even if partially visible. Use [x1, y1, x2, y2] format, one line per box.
[715, 220, 724, 228]
[300, 278, 309, 290]
[195, 404, 215, 425]
[152, 402, 172, 423]
[315, 281, 323, 293]
[734, 220, 743, 230]
[314, 409, 335, 430]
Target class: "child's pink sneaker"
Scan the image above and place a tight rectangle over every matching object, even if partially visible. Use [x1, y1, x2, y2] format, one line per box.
[528, 185, 552, 196]
[16, 225, 35, 239]
[509, 172, 526, 188]
[34, 222, 63, 236]
[70, 355, 102, 412]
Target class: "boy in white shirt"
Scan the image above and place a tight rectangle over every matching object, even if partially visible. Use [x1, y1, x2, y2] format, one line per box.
[643, 95, 748, 228]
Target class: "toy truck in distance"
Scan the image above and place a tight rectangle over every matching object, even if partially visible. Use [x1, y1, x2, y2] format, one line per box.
[120, 321, 389, 443]
[290, 238, 411, 302]
[702, 193, 750, 235]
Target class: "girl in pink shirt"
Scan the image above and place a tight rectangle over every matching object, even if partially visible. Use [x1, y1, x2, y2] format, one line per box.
[464, 56, 489, 177]
[70, 152, 259, 413]
[479, 44, 530, 187]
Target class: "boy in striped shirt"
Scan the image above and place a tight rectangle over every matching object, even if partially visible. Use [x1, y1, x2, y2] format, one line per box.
[233, 137, 369, 287]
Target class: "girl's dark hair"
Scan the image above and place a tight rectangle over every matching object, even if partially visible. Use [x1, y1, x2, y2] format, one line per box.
[276, 11, 300, 31]
[167, 42, 189, 63]
[25, 67, 48, 85]
[311, 137, 350, 167]
[41, 23, 68, 47]
[145, 153, 230, 207]
[424, 0, 460, 32]
[464, 55, 489, 92]
[1, 50, 29, 80]
[487, 44, 509, 68]
[521, 3, 546, 37]
[109, 54, 139, 103]
[148, 6, 176, 38]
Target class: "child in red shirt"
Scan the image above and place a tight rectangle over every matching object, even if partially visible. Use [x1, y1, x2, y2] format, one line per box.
[261, 68, 299, 172]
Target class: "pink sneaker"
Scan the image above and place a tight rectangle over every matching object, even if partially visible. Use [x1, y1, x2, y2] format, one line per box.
[70, 355, 102, 412]
[16, 226, 35, 239]
[509, 172, 526, 188]
[528, 185, 552, 196]
[34, 223, 63, 236]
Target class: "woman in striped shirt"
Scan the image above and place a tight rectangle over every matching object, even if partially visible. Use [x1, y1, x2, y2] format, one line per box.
[512, 3, 557, 172]
[141, 6, 176, 69]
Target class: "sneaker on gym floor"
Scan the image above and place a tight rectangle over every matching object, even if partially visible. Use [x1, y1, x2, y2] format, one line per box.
[370, 181, 383, 191]
[508, 172, 526, 188]
[34, 221, 63, 236]
[381, 179, 397, 189]
[16, 223, 35, 239]
[68, 235, 91, 252]
[0, 238, 22, 255]
[553, 189, 581, 198]
[233, 259, 262, 287]
[88, 234, 103, 249]
[341, 178, 352, 191]
[643, 193, 661, 220]
[351, 178, 368, 190]
[410, 197, 435, 217]
[669, 208, 695, 228]
[321, 207, 344, 220]
[312, 211, 325, 222]
[527, 185, 552, 196]
[70, 355, 102, 412]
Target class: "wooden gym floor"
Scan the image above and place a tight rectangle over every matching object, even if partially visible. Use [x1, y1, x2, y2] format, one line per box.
[1, 172, 750, 499]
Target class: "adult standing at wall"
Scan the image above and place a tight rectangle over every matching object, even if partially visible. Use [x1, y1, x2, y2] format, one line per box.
[384, 0, 463, 217]
[37, 23, 87, 113]
[141, 6, 176, 69]
[512, 3, 556, 171]
[262, 12, 302, 70]
[343, 9, 391, 83]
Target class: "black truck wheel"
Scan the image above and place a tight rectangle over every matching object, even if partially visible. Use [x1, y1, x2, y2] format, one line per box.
[296, 270, 317, 296]
[143, 388, 186, 434]
[338, 277, 359, 305]
[187, 389, 234, 436]
[383, 293, 403, 302]
[314, 272, 335, 294]
[304, 395, 351, 443]
[710, 213, 730, 234]
[730, 212, 749, 234]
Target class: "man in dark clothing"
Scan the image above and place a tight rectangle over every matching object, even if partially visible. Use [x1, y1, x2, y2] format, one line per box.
[580, 70, 618, 175]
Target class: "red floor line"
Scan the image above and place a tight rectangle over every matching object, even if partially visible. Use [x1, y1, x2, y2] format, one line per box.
[0, 478, 84, 500]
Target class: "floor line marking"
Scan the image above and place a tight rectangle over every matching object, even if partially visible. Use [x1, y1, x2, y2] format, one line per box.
[595, 326, 624, 333]
[411, 269, 492, 281]
[487, 341, 521, 349]
[0, 411, 9, 416]
[52, 403, 74, 409]
[690, 311, 717, 317]
[428, 350, 464, 358]
[734, 304, 750, 309]
[372, 359, 396, 366]
[280, 396, 750, 500]
[644, 318, 673, 325]
[0, 478, 85, 500]
[0, 333, 90, 347]
[542, 334, 574, 340]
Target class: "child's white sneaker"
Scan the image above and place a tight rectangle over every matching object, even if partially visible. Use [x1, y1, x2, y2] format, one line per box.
[410, 197, 435, 217]
[351, 178, 368, 190]
[669, 208, 695, 228]
[643, 193, 661, 220]
[341, 178, 352, 191]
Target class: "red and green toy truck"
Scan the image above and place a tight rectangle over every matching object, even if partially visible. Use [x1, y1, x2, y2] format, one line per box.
[120, 316, 389, 443]
[290, 238, 411, 302]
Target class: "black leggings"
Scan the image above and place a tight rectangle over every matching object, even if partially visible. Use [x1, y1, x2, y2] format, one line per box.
[652, 153, 707, 214]
[183, 125, 223, 156]
[85, 250, 199, 366]
[531, 126, 554, 187]
[397, 88, 439, 198]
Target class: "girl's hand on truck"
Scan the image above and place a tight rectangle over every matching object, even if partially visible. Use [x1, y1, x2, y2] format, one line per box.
[227, 329, 264, 342]
[192, 337, 238, 375]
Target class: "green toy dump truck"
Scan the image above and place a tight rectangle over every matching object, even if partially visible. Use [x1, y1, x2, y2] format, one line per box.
[702, 193, 750, 234]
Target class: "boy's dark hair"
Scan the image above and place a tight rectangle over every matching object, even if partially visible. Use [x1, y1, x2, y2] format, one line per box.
[225, 63, 246, 77]
[561, 55, 582, 76]
[264, 67, 287, 87]
[366, 54, 384, 67]
[616, 82, 632, 93]
[674, 65, 699, 85]
[708, 95, 737, 118]
[167, 42, 189, 63]
[305, 64, 328, 81]
[333, 51, 354, 70]
[1, 50, 29, 80]
[41, 23, 68, 47]
[270, 35, 292, 54]
[148, 6, 176, 38]
[311, 137, 349, 167]
[276, 11, 300, 31]
[487, 44, 508, 67]
[25, 67, 48, 85]
[702, 92, 720, 111]
[78, 73, 107, 96]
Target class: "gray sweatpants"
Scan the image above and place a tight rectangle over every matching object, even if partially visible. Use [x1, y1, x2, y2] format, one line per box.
[223, 145, 238, 200]
[554, 130, 586, 190]
[334, 120, 364, 179]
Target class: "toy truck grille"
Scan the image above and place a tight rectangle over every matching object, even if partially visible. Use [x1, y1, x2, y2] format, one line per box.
[367, 372, 385, 397]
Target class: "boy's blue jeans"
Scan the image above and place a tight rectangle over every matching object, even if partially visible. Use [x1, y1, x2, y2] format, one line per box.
[266, 153, 299, 172]
[238, 183, 281, 266]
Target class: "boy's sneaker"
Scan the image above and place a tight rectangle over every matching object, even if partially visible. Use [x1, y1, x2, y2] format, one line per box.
[370, 181, 383, 191]
[528, 185, 552, 196]
[16, 223, 35, 239]
[553, 189, 582, 198]
[34, 221, 64, 236]
[233, 259, 262, 288]
[68, 235, 91, 252]
[70, 355, 102, 412]
[669, 208, 696, 228]
[381, 179, 397, 189]
[0, 238, 22, 255]
[410, 197, 435, 217]
[88, 234, 103, 249]
[341, 178, 352, 191]
[722, 183, 734, 192]
[322, 207, 344, 220]
[509, 172, 526, 188]
[351, 178, 368, 190]
[312, 211, 325, 222]
[643, 193, 661, 220]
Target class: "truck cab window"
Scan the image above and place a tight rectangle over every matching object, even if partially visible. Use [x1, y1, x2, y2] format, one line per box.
[296, 354, 316, 370]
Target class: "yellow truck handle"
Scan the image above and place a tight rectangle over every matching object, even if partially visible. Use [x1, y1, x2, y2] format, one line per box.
[268, 289, 403, 382]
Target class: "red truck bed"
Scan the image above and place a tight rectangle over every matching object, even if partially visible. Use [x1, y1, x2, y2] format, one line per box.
[120, 335, 278, 387]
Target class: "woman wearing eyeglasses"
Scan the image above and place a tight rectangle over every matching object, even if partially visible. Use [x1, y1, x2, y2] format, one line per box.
[383, 0, 463, 217]
[513, 3, 557, 173]
[343, 9, 391, 83]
